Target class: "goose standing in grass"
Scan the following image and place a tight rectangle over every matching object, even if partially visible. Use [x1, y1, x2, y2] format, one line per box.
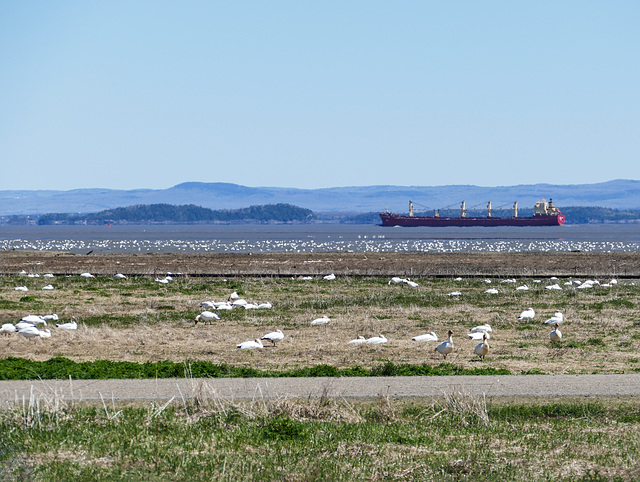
[518, 308, 535, 321]
[412, 332, 438, 342]
[56, 319, 78, 330]
[311, 316, 330, 325]
[435, 330, 454, 359]
[474, 332, 490, 361]
[261, 329, 284, 346]
[0, 323, 17, 335]
[366, 334, 388, 344]
[39, 329, 52, 339]
[323, 273, 336, 281]
[195, 311, 221, 325]
[348, 336, 366, 344]
[237, 339, 264, 350]
[550, 323, 562, 342]
[113, 273, 127, 280]
[543, 311, 564, 325]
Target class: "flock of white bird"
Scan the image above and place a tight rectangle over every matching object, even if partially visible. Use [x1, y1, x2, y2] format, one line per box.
[230, 272, 619, 358]
[5, 269, 619, 362]
[2, 238, 639, 254]
[1, 314, 77, 339]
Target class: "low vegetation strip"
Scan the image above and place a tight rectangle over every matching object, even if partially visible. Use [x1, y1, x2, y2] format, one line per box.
[0, 357, 511, 380]
[1, 394, 640, 480]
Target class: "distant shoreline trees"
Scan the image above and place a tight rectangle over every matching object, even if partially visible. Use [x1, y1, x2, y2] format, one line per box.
[1, 203, 639, 225]
[33, 203, 316, 225]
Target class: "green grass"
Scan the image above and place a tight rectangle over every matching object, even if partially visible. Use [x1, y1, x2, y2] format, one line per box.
[0, 358, 512, 380]
[1, 397, 639, 480]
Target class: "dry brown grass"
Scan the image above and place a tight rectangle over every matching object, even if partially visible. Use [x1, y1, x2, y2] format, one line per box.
[1, 264, 639, 375]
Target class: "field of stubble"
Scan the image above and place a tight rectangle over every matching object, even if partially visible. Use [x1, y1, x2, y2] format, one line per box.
[1, 252, 639, 375]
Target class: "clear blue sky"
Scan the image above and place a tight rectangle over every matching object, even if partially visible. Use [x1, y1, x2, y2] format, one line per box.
[1, 1, 638, 191]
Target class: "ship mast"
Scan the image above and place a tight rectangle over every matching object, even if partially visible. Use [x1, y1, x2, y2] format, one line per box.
[461, 201, 466, 217]
[409, 201, 414, 217]
[487, 201, 492, 217]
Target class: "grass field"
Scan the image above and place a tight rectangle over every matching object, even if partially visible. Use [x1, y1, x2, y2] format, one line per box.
[2, 270, 640, 479]
[0, 273, 638, 375]
[1, 391, 640, 480]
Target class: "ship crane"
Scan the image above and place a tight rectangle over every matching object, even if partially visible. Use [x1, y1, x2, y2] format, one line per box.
[404, 200, 528, 219]
[380, 198, 564, 226]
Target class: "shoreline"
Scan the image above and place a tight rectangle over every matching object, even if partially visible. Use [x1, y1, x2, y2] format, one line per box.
[1, 251, 639, 277]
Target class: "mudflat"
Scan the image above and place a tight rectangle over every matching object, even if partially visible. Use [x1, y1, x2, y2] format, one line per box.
[2, 251, 639, 277]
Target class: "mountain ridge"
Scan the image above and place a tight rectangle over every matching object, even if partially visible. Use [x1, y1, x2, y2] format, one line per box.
[1, 179, 639, 215]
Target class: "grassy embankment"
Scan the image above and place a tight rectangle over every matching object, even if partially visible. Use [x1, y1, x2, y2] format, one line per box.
[1, 391, 640, 480]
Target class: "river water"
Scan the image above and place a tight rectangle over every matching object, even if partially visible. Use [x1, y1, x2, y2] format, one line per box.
[1, 224, 638, 254]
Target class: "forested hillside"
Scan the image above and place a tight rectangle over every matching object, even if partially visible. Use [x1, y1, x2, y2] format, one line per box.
[34, 203, 315, 225]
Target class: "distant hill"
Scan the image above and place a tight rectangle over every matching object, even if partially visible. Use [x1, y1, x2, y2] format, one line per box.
[1, 179, 640, 216]
[34, 203, 315, 225]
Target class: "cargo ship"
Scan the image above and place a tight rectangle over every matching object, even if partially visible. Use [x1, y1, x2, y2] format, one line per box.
[379, 198, 565, 227]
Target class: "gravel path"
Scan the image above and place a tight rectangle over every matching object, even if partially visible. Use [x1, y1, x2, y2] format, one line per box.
[2, 374, 640, 405]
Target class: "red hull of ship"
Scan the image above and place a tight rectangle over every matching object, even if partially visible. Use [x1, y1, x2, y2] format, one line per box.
[379, 213, 566, 227]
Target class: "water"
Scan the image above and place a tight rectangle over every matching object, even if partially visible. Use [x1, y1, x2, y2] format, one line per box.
[1, 224, 638, 254]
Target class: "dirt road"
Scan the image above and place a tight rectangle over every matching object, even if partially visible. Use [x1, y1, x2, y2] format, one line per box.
[2, 374, 640, 405]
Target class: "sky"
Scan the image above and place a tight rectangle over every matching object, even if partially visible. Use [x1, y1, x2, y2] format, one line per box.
[1, 1, 639, 191]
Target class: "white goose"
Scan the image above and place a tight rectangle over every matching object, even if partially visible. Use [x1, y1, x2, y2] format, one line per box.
[15, 321, 36, 331]
[348, 336, 367, 344]
[543, 311, 564, 325]
[435, 330, 454, 359]
[366, 334, 388, 344]
[412, 332, 438, 342]
[237, 339, 264, 350]
[39, 329, 52, 339]
[311, 316, 330, 325]
[0, 323, 17, 335]
[470, 324, 492, 333]
[56, 319, 78, 330]
[21, 315, 46, 325]
[260, 330, 284, 346]
[474, 332, 490, 361]
[467, 331, 491, 341]
[550, 323, 562, 342]
[18, 326, 41, 339]
[195, 311, 220, 325]
[518, 308, 535, 321]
